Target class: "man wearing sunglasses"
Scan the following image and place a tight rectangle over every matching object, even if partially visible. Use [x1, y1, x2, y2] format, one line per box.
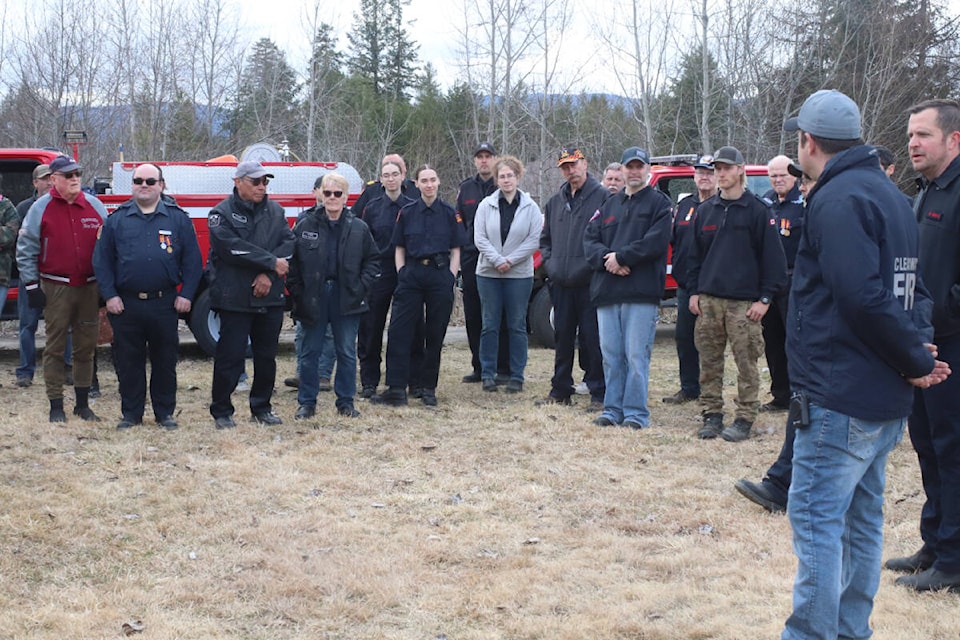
[207, 160, 296, 429]
[17, 154, 107, 422]
[93, 163, 202, 431]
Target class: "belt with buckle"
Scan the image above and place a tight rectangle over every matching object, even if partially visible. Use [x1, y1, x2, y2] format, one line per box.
[417, 258, 434, 266]
[123, 289, 172, 300]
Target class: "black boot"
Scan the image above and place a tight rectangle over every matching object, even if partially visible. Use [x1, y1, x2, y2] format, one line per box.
[49, 398, 66, 423]
[73, 387, 101, 422]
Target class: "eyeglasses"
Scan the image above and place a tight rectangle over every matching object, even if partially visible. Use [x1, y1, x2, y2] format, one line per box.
[322, 190, 344, 198]
[57, 170, 82, 179]
[244, 176, 270, 186]
[133, 177, 160, 186]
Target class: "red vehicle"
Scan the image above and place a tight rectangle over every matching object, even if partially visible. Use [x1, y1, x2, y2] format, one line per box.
[524, 155, 772, 348]
[0, 148, 362, 354]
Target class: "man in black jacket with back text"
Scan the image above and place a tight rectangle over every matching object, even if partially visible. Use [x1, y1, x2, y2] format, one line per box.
[207, 161, 295, 429]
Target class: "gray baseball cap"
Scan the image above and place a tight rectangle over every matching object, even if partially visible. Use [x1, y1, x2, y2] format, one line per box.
[234, 161, 274, 180]
[784, 90, 862, 140]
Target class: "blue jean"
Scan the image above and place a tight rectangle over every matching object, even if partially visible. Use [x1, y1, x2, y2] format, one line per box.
[783, 404, 905, 640]
[597, 302, 658, 426]
[17, 280, 71, 379]
[298, 283, 360, 409]
[476, 275, 532, 382]
[295, 321, 335, 380]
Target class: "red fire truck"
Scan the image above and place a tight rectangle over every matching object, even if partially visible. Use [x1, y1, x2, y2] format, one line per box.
[0, 147, 362, 354]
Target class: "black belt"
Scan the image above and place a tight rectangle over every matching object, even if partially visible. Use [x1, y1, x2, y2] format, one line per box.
[413, 255, 449, 268]
[121, 288, 175, 300]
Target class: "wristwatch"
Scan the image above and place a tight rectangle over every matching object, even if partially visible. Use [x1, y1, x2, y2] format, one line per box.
[759, 296, 771, 305]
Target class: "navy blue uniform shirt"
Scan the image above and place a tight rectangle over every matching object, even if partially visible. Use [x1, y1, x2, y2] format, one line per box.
[94, 197, 203, 300]
[763, 184, 805, 270]
[391, 198, 468, 258]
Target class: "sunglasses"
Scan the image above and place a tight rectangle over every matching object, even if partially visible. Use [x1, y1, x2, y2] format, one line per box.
[245, 176, 270, 186]
[133, 177, 160, 186]
[57, 170, 82, 179]
[322, 190, 344, 198]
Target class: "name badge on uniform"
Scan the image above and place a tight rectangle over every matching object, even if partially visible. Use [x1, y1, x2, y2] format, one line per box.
[232, 212, 248, 223]
[302, 231, 319, 241]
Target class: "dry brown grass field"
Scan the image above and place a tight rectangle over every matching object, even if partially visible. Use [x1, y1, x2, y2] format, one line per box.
[0, 318, 956, 639]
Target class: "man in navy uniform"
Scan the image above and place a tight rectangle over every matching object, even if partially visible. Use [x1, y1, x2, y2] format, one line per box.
[94, 163, 202, 430]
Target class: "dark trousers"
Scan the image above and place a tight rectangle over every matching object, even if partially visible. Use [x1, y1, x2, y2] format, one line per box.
[461, 251, 510, 375]
[762, 404, 799, 505]
[674, 287, 700, 397]
[761, 285, 791, 406]
[909, 333, 960, 573]
[110, 295, 179, 421]
[549, 283, 604, 402]
[210, 307, 284, 419]
[358, 266, 425, 389]
[385, 263, 454, 391]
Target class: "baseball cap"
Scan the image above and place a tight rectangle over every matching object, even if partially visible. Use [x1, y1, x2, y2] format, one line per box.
[693, 154, 714, 169]
[234, 161, 274, 180]
[784, 89, 861, 140]
[787, 162, 803, 179]
[620, 147, 650, 166]
[557, 147, 585, 166]
[49, 155, 80, 174]
[33, 164, 52, 179]
[712, 146, 745, 165]
[474, 142, 497, 156]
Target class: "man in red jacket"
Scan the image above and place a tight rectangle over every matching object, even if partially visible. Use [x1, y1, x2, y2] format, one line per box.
[17, 155, 106, 422]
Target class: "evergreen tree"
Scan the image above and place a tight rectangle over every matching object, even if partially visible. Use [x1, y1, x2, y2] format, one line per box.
[229, 38, 301, 148]
[347, 0, 419, 99]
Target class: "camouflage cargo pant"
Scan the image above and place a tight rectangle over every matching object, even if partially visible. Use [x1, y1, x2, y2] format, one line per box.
[694, 294, 765, 423]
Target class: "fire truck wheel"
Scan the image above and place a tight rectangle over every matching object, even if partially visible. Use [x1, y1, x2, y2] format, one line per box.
[188, 289, 219, 357]
[528, 285, 555, 349]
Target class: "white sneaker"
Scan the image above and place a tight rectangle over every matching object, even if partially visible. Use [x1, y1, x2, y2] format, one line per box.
[574, 382, 589, 395]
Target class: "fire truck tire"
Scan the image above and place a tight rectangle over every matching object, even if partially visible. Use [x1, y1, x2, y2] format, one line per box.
[528, 285, 555, 349]
[188, 289, 219, 357]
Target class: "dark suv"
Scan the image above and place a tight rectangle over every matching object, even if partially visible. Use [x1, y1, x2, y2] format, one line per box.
[527, 154, 772, 347]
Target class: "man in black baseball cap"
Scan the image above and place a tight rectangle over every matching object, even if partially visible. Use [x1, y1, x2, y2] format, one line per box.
[687, 144, 787, 442]
[457, 142, 509, 384]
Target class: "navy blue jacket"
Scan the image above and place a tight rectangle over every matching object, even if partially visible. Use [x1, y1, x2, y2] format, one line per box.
[94, 197, 202, 301]
[915, 154, 960, 339]
[391, 197, 468, 258]
[671, 193, 704, 290]
[360, 192, 417, 270]
[763, 184, 805, 271]
[456, 173, 497, 256]
[540, 174, 608, 288]
[787, 145, 934, 421]
[688, 190, 787, 301]
[584, 185, 672, 306]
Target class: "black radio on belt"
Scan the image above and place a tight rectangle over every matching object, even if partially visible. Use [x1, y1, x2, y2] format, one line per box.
[789, 391, 810, 429]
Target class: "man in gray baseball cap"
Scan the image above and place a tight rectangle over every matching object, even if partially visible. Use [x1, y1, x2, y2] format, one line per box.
[780, 89, 949, 639]
[234, 160, 275, 180]
[205, 158, 294, 429]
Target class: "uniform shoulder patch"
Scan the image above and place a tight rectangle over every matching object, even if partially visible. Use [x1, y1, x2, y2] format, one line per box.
[209, 213, 221, 227]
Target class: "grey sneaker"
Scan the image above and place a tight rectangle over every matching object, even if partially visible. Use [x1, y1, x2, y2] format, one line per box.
[697, 413, 724, 439]
[722, 418, 753, 442]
